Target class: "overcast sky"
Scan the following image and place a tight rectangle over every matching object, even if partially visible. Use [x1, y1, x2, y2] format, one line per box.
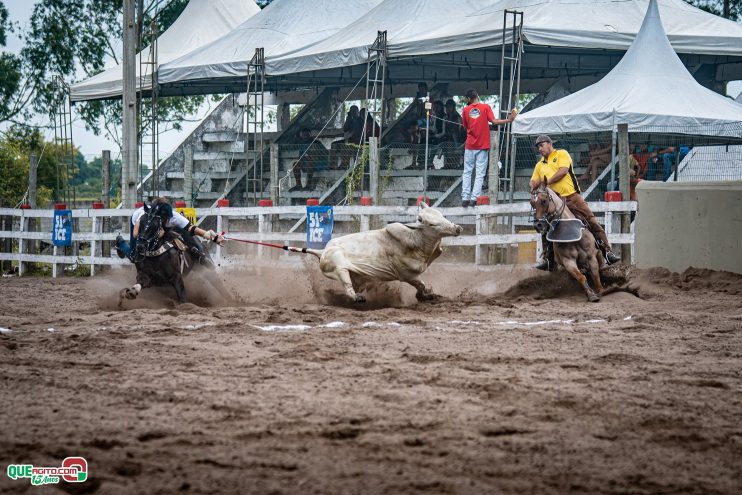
[2, 0, 741, 162]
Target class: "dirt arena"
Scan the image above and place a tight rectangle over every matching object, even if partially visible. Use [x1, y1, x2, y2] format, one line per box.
[1, 261, 741, 494]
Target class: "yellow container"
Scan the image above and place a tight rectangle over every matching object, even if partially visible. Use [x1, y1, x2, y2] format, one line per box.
[517, 229, 537, 264]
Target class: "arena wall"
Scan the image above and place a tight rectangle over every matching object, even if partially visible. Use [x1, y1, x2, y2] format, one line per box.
[635, 181, 742, 275]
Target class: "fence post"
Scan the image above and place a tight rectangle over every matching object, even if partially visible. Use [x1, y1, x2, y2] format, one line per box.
[90, 215, 97, 277]
[53, 245, 58, 278]
[270, 143, 279, 205]
[618, 123, 631, 263]
[369, 137, 380, 205]
[18, 210, 27, 276]
[29, 154, 38, 208]
[101, 150, 111, 259]
[475, 211, 484, 265]
[183, 146, 193, 207]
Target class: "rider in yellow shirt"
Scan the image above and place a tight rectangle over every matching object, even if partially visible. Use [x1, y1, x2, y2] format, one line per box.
[529, 135, 620, 271]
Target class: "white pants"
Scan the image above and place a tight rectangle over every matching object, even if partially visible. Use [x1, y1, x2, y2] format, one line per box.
[461, 149, 488, 202]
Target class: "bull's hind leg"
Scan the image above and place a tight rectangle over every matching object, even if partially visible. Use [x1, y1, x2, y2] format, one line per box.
[173, 276, 186, 303]
[407, 278, 439, 302]
[563, 259, 600, 303]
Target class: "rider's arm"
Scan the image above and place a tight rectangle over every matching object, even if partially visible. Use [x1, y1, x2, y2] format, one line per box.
[185, 223, 225, 246]
[488, 107, 518, 126]
[133, 218, 141, 237]
[547, 166, 570, 185]
[529, 164, 543, 191]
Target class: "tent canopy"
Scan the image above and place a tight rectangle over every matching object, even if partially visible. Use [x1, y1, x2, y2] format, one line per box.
[511, 0, 742, 137]
[264, 0, 742, 84]
[158, 0, 384, 96]
[70, 0, 261, 102]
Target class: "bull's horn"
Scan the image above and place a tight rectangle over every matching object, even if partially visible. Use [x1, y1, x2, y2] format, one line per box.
[404, 222, 422, 229]
[418, 202, 429, 209]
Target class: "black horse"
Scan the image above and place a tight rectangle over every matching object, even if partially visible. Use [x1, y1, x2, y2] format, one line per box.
[118, 204, 231, 305]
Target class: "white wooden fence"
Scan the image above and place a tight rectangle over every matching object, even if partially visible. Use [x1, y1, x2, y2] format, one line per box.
[0, 201, 636, 277]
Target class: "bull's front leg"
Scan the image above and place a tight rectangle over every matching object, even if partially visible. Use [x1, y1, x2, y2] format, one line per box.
[407, 278, 440, 302]
[337, 268, 365, 303]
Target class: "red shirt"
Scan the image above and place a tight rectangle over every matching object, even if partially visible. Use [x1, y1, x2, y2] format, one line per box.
[462, 102, 495, 150]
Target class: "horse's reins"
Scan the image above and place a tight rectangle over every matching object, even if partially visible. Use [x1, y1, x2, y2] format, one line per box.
[533, 189, 565, 229]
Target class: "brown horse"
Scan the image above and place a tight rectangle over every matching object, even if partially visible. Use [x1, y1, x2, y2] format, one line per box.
[530, 183, 604, 302]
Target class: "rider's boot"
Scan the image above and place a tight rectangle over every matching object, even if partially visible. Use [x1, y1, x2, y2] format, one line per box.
[190, 246, 216, 269]
[605, 248, 621, 265]
[535, 238, 557, 271]
[114, 234, 126, 259]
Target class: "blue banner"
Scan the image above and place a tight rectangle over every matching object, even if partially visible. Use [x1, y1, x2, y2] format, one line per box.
[52, 210, 72, 247]
[306, 206, 333, 249]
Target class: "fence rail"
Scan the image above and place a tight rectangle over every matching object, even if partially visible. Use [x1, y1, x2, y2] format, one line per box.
[0, 201, 636, 277]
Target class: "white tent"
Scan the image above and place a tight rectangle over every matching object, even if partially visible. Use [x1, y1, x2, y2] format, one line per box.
[69, 0, 261, 102]
[511, 0, 742, 137]
[158, 0, 383, 92]
[265, 0, 742, 77]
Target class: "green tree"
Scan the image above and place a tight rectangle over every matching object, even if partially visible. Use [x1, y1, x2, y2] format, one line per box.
[685, 0, 740, 20]
[0, 1, 24, 124]
[6, 0, 210, 147]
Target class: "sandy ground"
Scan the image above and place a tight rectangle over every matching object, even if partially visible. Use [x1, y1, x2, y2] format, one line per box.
[1, 261, 741, 494]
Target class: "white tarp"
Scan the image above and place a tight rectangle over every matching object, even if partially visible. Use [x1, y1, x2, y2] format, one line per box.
[512, 0, 742, 137]
[158, 0, 383, 87]
[266, 0, 742, 77]
[69, 0, 261, 101]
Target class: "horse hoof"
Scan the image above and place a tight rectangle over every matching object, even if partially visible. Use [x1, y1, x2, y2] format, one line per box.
[587, 293, 600, 303]
[125, 288, 138, 300]
[354, 295, 366, 304]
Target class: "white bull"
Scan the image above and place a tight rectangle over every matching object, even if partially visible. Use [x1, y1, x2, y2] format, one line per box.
[306, 203, 463, 303]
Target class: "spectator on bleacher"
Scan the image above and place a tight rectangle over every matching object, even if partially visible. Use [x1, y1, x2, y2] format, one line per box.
[414, 82, 429, 124]
[442, 99, 464, 146]
[578, 142, 612, 184]
[363, 111, 381, 142]
[460, 88, 517, 207]
[430, 100, 446, 144]
[330, 105, 363, 169]
[343, 105, 363, 144]
[647, 145, 688, 181]
[290, 128, 324, 192]
[400, 120, 422, 169]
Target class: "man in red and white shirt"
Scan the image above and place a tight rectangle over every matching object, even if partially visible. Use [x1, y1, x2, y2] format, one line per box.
[460, 89, 517, 207]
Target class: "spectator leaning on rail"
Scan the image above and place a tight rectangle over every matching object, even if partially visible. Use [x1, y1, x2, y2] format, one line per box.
[460, 88, 517, 207]
[529, 135, 621, 271]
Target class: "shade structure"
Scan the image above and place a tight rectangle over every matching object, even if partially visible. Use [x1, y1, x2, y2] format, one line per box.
[264, 0, 742, 78]
[511, 0, 742, 137]
[69, 0, 261, 102]
[158, 0, 384, 95]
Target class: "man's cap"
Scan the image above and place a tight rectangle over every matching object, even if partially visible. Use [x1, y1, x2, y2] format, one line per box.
[535, 135, 553, 146]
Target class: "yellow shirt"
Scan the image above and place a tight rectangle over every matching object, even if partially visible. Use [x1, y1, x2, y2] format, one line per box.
[531, 149, 580, 197]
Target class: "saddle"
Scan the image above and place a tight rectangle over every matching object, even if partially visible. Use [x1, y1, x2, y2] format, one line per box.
[546, 218, 586, 243]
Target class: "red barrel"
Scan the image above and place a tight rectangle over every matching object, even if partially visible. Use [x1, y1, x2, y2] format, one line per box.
[174, 200, 186, 208]
[306, 198, 320, 206]
[135, 201, 145, 208]
[416, 196, 431, 206]
[54, 203, 67, 210]
[258, 199, 273, 207]
[359, 196, 373, 206]
[476, 196, 491, 206]
[91, 201, 105, 209]
[604, 191, 622, 202]
[217, 199, 230, 208]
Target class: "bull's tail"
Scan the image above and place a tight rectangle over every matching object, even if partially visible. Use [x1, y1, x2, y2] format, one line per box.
[285, 246, 323, 259]
[304, 248, 323, 259]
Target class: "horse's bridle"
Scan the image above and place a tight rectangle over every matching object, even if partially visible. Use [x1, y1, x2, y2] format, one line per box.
[531, 189, 566, 230]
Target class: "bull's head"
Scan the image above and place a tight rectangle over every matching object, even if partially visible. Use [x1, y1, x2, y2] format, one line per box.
[405, 202, 463, 237]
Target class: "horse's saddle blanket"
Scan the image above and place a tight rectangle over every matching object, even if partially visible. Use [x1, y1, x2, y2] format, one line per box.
[546, 218, 585, 243]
